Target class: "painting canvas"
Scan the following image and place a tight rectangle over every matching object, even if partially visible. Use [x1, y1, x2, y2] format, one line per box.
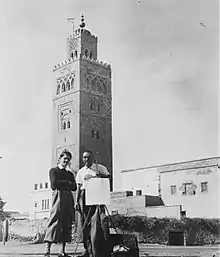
[85, 178, 110, 205]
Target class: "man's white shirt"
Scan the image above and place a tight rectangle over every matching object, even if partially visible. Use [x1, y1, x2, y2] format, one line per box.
[76, 163, 109, 189]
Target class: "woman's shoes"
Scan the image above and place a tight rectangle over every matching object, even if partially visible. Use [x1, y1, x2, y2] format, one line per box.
[44, 253, 50, 257]
[58, 253, 71, 257]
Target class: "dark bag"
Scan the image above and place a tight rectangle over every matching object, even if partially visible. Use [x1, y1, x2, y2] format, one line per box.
[110, 234, 139, 257]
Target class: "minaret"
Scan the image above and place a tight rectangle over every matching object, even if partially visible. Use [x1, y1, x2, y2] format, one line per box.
[52, 15, 113, 189]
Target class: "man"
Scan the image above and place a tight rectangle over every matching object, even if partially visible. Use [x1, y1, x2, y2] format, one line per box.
[44, 149, 77, 257]
[75, 150, 111, 257]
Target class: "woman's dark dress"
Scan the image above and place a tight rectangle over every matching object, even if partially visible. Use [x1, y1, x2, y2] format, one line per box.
[44, 167, 77, 243]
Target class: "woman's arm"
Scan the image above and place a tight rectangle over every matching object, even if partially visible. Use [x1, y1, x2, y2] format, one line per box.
[68, 173, 77, 191]
[49, 168, 66, 190]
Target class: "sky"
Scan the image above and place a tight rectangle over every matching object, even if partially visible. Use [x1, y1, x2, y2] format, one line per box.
[0, 0, 218, 212]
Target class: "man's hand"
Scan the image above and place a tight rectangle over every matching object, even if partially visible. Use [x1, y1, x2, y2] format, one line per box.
[84, 174, 96, 180]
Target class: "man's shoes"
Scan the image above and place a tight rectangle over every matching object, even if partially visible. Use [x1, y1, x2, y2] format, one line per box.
[58, 253, 71, 257]
[44, 253, 50, 257]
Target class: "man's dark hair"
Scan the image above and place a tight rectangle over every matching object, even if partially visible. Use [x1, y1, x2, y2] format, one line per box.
[83, 150, 93, 156]
[59, 149, 72, 159]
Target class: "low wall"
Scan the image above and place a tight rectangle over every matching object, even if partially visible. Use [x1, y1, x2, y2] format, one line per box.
[108, 194, 181, 219]
[7, 219, 48, 242]
[146, 205, 181, 219]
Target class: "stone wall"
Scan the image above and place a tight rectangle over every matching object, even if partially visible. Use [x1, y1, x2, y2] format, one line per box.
[8, 219, 48, 241]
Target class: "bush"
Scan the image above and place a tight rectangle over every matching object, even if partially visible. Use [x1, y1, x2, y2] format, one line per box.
[110, 214, 220, 245]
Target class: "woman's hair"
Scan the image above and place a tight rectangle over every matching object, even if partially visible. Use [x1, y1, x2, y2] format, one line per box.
[59, 149, 72, 159]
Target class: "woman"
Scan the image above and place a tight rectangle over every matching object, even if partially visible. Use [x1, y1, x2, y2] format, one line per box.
[44, 149, 77, 257]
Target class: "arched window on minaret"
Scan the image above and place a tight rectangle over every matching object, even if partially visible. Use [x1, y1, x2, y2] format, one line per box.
[71, 78, 74, 88]
[71, 52, 74, 59]
[61, 83, 65, 93]
[75, 50, 78, 58]
[91, 79, 97, 91]
[57, 84, 60, 95]
[90, 100, 95, 111]
[63, 121, 66, 130]
[97, 81, 101, 92]
[66, 80, 70, 90]
[102, 83, 107, 94]
[86, 77, 90, 88]
[89, 51, 92, 59]
[85, 49, 88, 57]
[97, 103, 101, 112]
[67, 120, 71, 128]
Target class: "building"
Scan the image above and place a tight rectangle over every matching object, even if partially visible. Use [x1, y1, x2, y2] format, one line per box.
[30, 182, 51, 219]
[120, 157, 220, 218]
[52, 15, 112, 183]
[30, 15, 113, 219]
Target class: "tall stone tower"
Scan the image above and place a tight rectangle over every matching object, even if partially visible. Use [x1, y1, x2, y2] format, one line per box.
[52, 15, 113, 188]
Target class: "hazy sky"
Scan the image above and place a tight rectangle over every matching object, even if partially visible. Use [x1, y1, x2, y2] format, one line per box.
[0, 0, 218, 211]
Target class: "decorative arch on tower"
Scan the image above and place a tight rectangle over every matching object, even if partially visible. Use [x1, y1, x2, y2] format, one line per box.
[66, 80, 71, 91]
[71, 78, 74, 88]
[85, 49, 88, 58]
[61, 83, 65, 93]
[57, 84, 60, 95]
[91, 78, 97, 91]
[89, 100, 96, 111]
[97, 102, 102, 112]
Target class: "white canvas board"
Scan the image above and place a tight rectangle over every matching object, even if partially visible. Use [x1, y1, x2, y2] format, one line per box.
[85, 178, 110, 205]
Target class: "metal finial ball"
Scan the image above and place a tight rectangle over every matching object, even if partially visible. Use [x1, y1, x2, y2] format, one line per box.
[80, 14, 86, 28]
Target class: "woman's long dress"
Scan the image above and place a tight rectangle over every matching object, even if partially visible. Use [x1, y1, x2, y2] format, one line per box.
[44, 167, 77, 243]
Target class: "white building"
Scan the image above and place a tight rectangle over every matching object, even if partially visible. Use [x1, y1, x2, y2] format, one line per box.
[30, 182, 51, 219]
[121, 157, 220, 218]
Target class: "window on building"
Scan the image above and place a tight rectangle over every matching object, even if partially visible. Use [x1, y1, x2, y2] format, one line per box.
[91, 79, 97, 91]
[61, 83, 65, 93]
[97, 82, 101, 92]
[97, 103, 101, 112]
[89, 51, 92, 59]
[201, 182, 208, 192]
[57, 85, 60, 95]
[90, 101, 96, 111]
[170, 185, 177, 195]
[67, 120, 71, 129]
[39, 183, 43, 189]
[71, 52, 74, 58]
[34, 184, 38, 190]
[136, 190, 142, 196]
[42, 200, 44, 210]
[75, 50, 78, 58]
[63, 121, 66, 130]
[71, 78, 74, 88]
[45, 182, 48, 189]
[85, 49, 88, 57]
[92, 130, 99, 139]
[181, 211, 186, 218]
[34, 202, 37, 208]
[102, 84, 107, 94]
[182, 183, 196, 196]
[66, 80, 70, 90]
[47, 199, 50, 210]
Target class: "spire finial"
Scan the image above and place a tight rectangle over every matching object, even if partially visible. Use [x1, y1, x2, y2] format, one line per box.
[80, 14, 85, 28]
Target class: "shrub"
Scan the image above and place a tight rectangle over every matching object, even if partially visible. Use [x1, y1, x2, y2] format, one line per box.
[110, 215, 220, 245]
